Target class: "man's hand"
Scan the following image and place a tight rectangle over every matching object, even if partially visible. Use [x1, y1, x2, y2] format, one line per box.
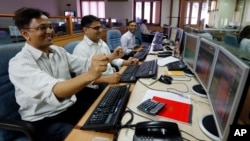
[103, 72, 121, 84]
[89, 53, 109, 80]
[123, 57, 139, 66]
[108, 46, 124, 60]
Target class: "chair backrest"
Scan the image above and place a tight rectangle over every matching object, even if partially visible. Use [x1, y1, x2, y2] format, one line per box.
[106, 29, 122, 51]
[0, 42, 24, 140]
[224, 34, 239, 47]
[135, 24, 142, 45]
[64, 40, 80, 54]
[0, 30, 13, 45]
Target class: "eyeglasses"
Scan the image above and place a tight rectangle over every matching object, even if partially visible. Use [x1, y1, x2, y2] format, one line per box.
[88, 26, 102, 30]
[25, 24, 53, 31]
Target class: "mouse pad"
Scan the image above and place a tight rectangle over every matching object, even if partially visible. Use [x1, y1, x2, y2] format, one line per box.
[152, 96, 192, 123]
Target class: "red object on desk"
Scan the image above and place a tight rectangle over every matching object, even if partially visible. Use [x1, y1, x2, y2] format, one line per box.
[152, 96, 192, 123]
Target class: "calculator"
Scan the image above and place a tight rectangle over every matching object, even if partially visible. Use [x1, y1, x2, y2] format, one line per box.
[137, 99, 165, 115]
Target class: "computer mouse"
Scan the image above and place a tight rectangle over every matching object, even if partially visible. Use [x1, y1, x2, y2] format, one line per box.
[157, 52, 172, 57]
[159, 75, 173, 84]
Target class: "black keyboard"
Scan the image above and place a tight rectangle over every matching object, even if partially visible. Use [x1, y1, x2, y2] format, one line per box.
[81, 84, 131, 131]
[120, 65, 139, 82]
[152, 44, 163, 51]
[166, 60, 186, 70]
[135, 60, 158, 78]
[133, 50, 149, 61]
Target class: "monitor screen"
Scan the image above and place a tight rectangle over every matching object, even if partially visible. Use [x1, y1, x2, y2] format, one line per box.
[207, 47, 249, 140]
[195, 38, 218, 90]
[152, 32, 163, 44]
[182, 33, 200, 71]
[169, 27, 177, 42]
[64, 10, 75, 17]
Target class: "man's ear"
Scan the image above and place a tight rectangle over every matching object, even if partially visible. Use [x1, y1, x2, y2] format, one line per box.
[20, 29, 29, 40]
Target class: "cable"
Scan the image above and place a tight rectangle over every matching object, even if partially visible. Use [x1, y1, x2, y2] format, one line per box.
[138, 79, 190, 94]
[126, 107, 154, 121]
[180, 130, 207, 141]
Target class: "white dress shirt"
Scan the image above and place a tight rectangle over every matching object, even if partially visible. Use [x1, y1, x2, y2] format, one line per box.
[73, 36, 124, 76]
[120, 31, 136, 55]
[240, 38, 250, 53]
[140, 23, 151, 34]
[9, 43, 91, 121]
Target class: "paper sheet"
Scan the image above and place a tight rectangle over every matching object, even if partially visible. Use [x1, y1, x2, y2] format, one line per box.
[157, 56, 180, 67]
[142, 89, 191, 104]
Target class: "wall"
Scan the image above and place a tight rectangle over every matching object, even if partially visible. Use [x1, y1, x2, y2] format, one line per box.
[0, 0, 174, 26]
[0, 0, 60, 15]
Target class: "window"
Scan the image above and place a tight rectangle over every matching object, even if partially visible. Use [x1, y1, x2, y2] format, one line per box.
[185, 0, 207, 26]
[134, 0, 161, 25]
[80, 0, 105, 18]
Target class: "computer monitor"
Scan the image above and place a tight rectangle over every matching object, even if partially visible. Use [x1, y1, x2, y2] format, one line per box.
[169, 27, 178, 43]
[182, 32, 200, 76]
[64, 10, 75, 17]
[152, 32, 163, 44]
[193, 38, 219, 97]
[199, 46, 250, 141]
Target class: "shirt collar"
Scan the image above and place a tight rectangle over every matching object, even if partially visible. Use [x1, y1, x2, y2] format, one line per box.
[25, 42, 54, 60]
[84, 35, 103, 47]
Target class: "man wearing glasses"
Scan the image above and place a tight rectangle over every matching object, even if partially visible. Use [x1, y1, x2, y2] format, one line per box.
[73, 15, 139, 91]
[9, 8, 123, 141]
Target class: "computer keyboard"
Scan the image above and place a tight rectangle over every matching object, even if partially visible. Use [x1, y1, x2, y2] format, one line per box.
[120, 65, 139, 82]
[166, 60, 186, 70]
[152, 44, 163, 51]
[81, 84, 131, 131]
[133, 50, 149, 61]
[135, 60, 158, 78]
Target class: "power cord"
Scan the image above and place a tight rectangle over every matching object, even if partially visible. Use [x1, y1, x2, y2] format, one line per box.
[180, 130, 207, 141]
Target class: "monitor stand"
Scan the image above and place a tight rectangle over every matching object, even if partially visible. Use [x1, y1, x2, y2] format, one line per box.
[199, 115, 220, 141]
[191, 84, 207, 97]
[183, 68, 194, 77]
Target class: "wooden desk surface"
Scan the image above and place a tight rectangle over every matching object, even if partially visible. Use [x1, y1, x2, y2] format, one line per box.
[65, 54, 213, 141]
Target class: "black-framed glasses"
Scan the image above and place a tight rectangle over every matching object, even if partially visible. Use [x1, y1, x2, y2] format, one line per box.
[88, 26, 102, 30]
[25, 24, 53, 31]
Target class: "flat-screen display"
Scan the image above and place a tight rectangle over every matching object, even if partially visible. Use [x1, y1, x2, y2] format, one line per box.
[169, 27, 177, 42]
[195, 38, 218, 90]
[64, 10, 75, 17]
[152, 32, 163, 44]
[182, 33, 200, 71]
[207, 47, 249, 140]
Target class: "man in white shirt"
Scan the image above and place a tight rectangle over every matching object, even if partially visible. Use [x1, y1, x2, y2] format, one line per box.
[73, 15, 139, 88]
[140, 19, 151, 35]
[9, 7, 123, 141]
[121, 20, 144, 59]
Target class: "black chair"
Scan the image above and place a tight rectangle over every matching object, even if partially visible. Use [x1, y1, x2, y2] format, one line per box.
[0, 43, 37, 141]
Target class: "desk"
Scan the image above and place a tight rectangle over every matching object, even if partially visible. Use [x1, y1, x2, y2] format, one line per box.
[65, 54, 213, 141]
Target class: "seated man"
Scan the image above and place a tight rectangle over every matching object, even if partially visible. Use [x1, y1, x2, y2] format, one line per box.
[9, 7, 123, 141]
[140, 19, 151, 35]
[73, 15, 139, 89]
[121, 20, 144, 59]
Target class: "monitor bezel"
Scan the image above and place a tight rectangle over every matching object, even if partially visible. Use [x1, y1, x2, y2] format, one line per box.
[207, 45, 250, 140]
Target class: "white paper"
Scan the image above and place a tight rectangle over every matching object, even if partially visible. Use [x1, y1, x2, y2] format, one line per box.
[142, 89, 191, 104]
[157, 56, 180, 66]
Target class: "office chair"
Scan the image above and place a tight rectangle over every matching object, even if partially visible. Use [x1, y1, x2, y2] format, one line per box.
[0, 43, 37, 141]
[0, 30, 13, 45]
[64, 40, 80, 54]
[135, 24, 152, 45]
[224, 34, 239, 48]
[106, 29, 122, 52]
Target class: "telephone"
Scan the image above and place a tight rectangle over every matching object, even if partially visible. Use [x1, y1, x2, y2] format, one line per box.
[133, 121, 182, 141]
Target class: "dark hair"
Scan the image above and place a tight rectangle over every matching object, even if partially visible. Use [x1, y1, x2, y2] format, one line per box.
[127, 20, 136, 26]
[142, 19, 147, 24]
[14, 7, 49, 30]
[81, 15, 100, 27]
[238, 25, 250, 43]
